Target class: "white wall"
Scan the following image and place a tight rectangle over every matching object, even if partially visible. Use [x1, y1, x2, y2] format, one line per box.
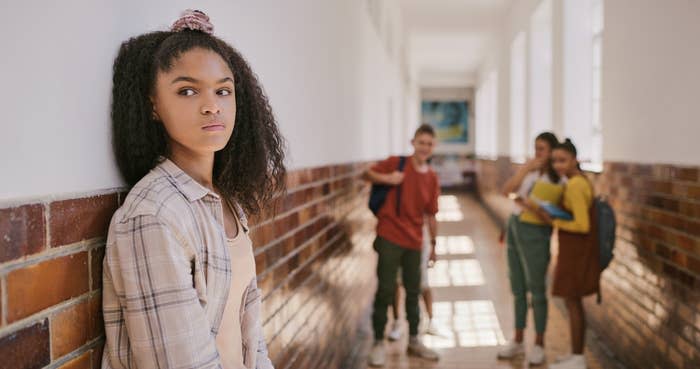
[0, 0, 413, 202]
[527, 0, 553, 151]
[477, 0, 551, 159]
[477, 0, 700, 167]
[562, 0, 593, 161]
[602, 0, 700, 166]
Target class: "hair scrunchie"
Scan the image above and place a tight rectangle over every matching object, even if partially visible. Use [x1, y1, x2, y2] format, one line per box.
[171, 9, 214, 34]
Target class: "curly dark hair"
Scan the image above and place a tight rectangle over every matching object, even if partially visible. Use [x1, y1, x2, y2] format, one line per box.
[111, 29, 286, 215]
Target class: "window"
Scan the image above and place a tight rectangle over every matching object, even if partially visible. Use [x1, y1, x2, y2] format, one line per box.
[590, 0, 604, 167]
[510, 32, 526, 162]
[528, 0, 553, 155]
[476, 71, 498, 158]
[562, 0, 603, 170]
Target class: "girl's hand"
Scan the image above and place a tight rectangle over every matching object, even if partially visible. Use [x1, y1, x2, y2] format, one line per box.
[513, 196, 526, 207]
[384, 171, 405, 185]
[535, 208, 553, 225]
[525, 157, 544, 171]
[429, 241, 437, 267]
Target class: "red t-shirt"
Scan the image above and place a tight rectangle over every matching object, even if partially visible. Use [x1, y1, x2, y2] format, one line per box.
[372, 156, 440, 250]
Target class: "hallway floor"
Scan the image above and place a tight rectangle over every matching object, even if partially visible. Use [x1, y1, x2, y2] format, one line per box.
[360, 194, 623, 369]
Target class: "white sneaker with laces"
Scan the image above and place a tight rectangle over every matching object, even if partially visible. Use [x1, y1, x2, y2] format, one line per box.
[497, 340, 525, 359]
[424, 320, 449, 337]
[548, 354, 586, 369]
[407, 336, 440, 361]
[529, 345, 546, 365]
[387, 321, 403, 341]
[368, 341, 386, 367]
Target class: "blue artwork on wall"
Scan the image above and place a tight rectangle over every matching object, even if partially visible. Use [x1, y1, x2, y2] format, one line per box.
[421, 101, 469, 144]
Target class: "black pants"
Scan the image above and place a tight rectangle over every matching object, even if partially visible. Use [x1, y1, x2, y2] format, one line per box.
[371, 236, 422, 340]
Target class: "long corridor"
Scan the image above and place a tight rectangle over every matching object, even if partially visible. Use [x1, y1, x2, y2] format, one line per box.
[361, 194, 622, 369]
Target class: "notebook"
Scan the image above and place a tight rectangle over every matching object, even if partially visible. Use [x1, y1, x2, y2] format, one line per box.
[519, 180, 566, 224]
[530, 197, 574, 220]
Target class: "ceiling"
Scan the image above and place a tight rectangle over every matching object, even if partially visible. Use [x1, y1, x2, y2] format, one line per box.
[400, 0, 514, 87]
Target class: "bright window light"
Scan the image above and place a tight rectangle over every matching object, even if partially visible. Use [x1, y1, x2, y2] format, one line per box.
[435, 236, 475, 256]
[437, 195, 464, 222]
[425, 300, 507, 349]
[428, 259, 485, 287]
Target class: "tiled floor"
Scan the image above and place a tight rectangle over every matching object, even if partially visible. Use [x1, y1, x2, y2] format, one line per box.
[359, 194, 623, 369]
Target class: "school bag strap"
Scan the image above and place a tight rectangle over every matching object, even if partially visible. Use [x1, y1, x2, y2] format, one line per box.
[368, 156, 408, 216]
[395, 156, 407, 216]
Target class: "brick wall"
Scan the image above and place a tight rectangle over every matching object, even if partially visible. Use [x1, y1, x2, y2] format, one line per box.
[0, 161, 378, 369]
[475, 158, 700, 369]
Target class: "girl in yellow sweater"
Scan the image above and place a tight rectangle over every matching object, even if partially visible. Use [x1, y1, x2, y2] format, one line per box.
[537, 139, 599, 369]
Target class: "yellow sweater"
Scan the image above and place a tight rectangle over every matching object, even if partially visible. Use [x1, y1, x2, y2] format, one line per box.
[553, 175, 593, 233]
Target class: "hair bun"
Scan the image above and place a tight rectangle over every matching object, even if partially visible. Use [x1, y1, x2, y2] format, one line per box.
[171, 9, 214, 34]
[564, 138, 573, 144]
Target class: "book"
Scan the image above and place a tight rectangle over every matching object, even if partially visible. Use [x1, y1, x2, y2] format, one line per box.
[530, 197, 573, 220]
[519, 180, 566, 224]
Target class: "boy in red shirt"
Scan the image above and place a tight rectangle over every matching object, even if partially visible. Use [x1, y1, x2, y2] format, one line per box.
[365, 124, 440, 367]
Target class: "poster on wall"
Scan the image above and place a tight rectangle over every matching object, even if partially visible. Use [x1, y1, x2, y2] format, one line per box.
[421, 101, 469, 144]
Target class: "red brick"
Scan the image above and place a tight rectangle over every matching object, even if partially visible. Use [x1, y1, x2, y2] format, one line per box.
[51, 300, 89, 359]
[687, 256, 700, 276]
[285, 171, 300, 190]
[652, 164, 672, 179]
[90, 247, 105, 291]
[671, 167, 699, 182]
[91, 345, 103, 369]
[0, 204, 46, 263]
[84, 294, 102, 340]
[57, 351, 90, 369]
[255, 252, 267, 273]
[7, 252, 89, 322]
[688, 184, 700, 200]
[49, 194, 118, 247]
[678, 200, 700, 219]
[0, 319, 50, 369]
[630, 163, 653, 177]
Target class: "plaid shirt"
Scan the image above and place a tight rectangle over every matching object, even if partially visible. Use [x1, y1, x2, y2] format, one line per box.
[101, 158, 273, 369]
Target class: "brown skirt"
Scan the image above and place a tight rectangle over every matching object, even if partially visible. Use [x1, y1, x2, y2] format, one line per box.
[552, 213, 601, 298]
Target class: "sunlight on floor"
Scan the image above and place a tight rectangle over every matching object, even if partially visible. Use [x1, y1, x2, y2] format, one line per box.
[454, 300, 507, 347]
[436, 195, 464, 222]
[435, 235, 475, 255]
[428, 259, 485, 287]
[424, 300, 507, 349]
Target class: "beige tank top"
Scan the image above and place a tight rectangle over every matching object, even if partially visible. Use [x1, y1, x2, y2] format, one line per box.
[215, 207, 256, 369]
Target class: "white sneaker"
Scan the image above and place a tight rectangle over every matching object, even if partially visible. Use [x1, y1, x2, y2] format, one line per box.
[497, 340, 525, 359]
[368, 341, 386, 367]
[529, 345, 545, 365]
[387, 321, 403, 341]
[549, 354, 586, 369]
[555, 354, 572, 363]
[424, 320, 449, 337]
[407, 336, 440, 361]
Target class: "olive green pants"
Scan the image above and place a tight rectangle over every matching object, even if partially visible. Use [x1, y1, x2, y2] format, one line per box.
[506, 215, 552, 334]
[371, 236, 422, 340]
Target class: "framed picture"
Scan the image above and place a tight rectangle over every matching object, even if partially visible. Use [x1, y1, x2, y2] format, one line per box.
[421, 100, 469, 144]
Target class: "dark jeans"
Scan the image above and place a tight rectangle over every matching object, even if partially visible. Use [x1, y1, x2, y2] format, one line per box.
[372, 236, 422, 340]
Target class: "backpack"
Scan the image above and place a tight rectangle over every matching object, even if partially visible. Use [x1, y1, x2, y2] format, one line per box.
[595, 196, 616, 271]
[368, 156, 407, 216]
